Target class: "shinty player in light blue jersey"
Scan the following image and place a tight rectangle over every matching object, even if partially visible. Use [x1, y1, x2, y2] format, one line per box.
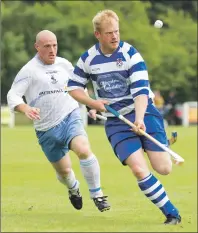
[7, 30, 110, 212]
[68, 10, 181, 224]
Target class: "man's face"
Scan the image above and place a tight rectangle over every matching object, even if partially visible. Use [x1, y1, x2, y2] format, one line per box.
[95, 18, 120, 54]
[35, 38, 57, 65]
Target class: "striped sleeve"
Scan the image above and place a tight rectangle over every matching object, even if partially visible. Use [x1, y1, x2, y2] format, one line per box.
[128, 46, 149, 99]
[67, 52, 90, 91]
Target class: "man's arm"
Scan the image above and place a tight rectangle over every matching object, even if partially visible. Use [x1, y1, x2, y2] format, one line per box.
[69, 89, 96, 108]
[67, 55, 108, 112]
[69, 89, 108, 112]
[7, 68, 40, 120]
[134, 95, 148, 126]
[14, 103, 40, 120]
[128, 46, 150, 131]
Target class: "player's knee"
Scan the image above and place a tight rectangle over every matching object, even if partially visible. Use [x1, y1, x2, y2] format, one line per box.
[76, 145, 91, 159]
[71, 136, 91, 159]
[133, 171, 146, 179]
[131, 165, 149, 180]
[154, 164, 172, 175]
[58, 167, 72, 177]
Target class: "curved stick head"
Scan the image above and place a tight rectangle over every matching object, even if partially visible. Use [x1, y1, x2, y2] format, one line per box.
[168, 131, 178, 145]
[173, 159, 184, 166]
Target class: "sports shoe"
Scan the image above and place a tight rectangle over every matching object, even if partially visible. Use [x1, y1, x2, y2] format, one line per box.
[93, 196, 111, 212]
[68, 189, 82, 210]
[164, 215, 181, 225]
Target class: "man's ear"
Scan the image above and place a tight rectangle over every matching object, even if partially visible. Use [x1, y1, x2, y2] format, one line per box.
[34, 43, 38, 51]
[94, 31, 100, 40]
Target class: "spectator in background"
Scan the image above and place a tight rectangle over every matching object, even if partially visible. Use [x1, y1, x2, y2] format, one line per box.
[165, 91, 177, 108]
[165, 91, 177, 125]
[153, 90, 165, 115]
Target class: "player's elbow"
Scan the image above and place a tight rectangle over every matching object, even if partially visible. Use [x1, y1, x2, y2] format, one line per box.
[7, 89, 13, 108]
[7, 89, 24, 112]
[68, 90, 76, 100]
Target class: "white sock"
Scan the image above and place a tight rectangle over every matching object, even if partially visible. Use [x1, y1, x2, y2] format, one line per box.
[80, 154, 103, 198]
[56, 169, 79, 193]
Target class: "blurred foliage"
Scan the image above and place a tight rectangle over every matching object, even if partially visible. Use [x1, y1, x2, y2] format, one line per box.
[1, 0, 197, 103]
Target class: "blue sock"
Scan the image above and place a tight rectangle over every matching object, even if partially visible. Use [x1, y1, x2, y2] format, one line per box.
[138, 173, 179, 217]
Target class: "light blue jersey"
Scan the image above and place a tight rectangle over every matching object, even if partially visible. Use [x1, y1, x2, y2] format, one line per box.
[67, 41, 154, 117]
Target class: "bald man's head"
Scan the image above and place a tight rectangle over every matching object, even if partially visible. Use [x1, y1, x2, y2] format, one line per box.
[35, 30, 57, 65]
[36, 30, 57, 44]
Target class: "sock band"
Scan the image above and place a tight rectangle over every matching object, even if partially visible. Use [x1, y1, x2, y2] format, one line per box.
[89, 187, 101, 193]
[70, 180, 77, 190]
[80, 156, 96, 167]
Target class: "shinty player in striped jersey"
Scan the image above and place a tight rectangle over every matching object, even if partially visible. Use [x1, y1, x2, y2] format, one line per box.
[68, 10, 181, 224]
[7, 30, 110, 212]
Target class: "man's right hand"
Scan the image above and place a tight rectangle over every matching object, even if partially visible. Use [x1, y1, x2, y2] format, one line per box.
[15, 104, 41, 120]
[89, 99, 109, 112]
[25, 107, 40, 120]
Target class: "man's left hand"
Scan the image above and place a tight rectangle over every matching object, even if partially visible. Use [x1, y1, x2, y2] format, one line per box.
[88, 109, 97, 120]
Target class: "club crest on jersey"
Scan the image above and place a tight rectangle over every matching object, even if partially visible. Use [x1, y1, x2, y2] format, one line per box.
[116, 58, 123, 67]
[51, 75, 58, 84]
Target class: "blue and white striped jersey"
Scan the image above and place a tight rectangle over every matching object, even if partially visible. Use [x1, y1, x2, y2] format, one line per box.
[68, 41, 155, 117]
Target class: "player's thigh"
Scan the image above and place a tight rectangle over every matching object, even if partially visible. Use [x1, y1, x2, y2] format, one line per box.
[111, 135, 150, 178]
[143, 131, 172, 174]
[64, 109, 90, 158]
[36, 129, 69, 163]
[147, 150, 172, 175]
[109, 132, 141, 164]
[125, 148, 150, 179]
[70, 135, 91, 158]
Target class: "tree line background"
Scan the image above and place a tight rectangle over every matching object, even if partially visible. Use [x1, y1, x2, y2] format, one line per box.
[1, 0, 197, 104]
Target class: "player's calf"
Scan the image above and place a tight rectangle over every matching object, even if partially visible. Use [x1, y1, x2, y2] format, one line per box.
[56, 169, 83, 210]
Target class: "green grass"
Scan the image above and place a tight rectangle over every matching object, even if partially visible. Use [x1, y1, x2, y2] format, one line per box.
[1, 125, 197, 232]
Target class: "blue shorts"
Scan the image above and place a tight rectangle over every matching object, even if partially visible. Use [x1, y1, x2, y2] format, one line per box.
[105, 110, 168, 165]
[36, 108, 87, 162]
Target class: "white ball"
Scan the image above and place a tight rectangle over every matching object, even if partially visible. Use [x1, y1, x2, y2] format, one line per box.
[154, 20, 163, 29]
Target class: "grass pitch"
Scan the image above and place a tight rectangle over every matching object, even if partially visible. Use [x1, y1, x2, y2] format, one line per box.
[1, 125, 197, 232]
